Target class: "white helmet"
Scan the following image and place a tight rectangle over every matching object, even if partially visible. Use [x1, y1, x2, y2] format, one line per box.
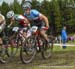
[6, 11, 15, 18]
[22, 2, 31, 10]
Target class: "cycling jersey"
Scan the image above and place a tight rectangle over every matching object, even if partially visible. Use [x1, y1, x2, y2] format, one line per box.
[24, 9, 45, 29]
[14, 14, 25, 21]
[14, 14, 26, 27]
[24, 9, 42, 22]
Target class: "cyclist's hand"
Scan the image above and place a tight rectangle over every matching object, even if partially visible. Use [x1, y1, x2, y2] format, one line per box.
[46, 25, 49, 29]
[42, 27, 48, 30]
[46, 27, 49, 30]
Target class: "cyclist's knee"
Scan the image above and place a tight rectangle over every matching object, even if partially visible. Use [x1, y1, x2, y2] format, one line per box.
[40, 30, 45, 34]
[40, 30, 47, 37]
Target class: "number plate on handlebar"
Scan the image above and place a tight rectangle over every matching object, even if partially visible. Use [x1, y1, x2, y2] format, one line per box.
[31, 26, 38, 32]
[12, 27, 19, 32]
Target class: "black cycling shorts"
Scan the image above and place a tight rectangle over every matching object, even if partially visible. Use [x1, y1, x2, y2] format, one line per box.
[32, 21, 45, 30]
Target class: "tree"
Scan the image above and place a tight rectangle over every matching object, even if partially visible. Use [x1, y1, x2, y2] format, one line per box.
[11, 0, 23, 14]
[1, 1, 10, 17]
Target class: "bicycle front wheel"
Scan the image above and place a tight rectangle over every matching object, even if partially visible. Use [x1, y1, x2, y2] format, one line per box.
[20, 36, 36, 64]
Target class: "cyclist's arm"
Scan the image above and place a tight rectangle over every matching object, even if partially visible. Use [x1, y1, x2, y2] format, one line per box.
[8, 18, 15, 27]
[0, 14, 5, 24]
[39, 13, 49, 28]
[0, 14, 6, 28]
[24, 17, 30, 24]
[0, 20, 6, 29]
[24, 17, 30, 27]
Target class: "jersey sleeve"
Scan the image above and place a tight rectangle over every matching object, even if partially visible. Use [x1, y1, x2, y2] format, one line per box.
[31, 10, 41, 17]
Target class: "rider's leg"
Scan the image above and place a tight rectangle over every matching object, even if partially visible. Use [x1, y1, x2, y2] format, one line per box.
[0, 32, 3, 51]
[0, 38, 3, 52]
[0, 38, 3, 44]
[0, 38, 6, 63]
[37, 21, 49, 43]
[40, 29, 49, 43]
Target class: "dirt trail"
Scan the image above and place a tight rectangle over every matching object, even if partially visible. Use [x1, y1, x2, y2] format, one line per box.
[0, 50, 75, 69]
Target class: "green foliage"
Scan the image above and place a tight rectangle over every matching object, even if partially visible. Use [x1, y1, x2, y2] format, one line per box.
[1, 2, 10, 17]
[0, 0, 75, 34]
[10, 0, 23, 14]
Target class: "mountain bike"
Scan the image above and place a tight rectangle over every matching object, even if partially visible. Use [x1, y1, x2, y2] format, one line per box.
[20, 26, 54, 64]
[20, 27, 37, 64]
[0, 26, 28, 63]
[7, 26, 36, 64]
[32, 26, 53, 59]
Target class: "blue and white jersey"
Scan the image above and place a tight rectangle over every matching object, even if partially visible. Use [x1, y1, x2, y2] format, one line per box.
[24, 9, 41, 20]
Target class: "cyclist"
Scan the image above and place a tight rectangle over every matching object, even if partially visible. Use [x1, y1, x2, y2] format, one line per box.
[22, 2, 50, 43]
[0, 12, 6, 63]
[6, 11, 30, 38]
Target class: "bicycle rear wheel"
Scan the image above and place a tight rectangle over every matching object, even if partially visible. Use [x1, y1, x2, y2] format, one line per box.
[20, 36, 36, 64]
[41, 36, 53, 59]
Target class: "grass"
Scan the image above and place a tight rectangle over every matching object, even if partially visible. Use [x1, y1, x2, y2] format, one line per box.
[53, 46, 75, 51]
[0, 46, 75, 69]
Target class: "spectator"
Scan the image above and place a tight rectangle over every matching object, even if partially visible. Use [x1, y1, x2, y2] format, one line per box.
[58, 35, 61, 43]
[61, 26, 67, 49]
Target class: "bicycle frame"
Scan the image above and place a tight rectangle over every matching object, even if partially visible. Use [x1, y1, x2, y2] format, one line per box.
[32, 27, 48, 51]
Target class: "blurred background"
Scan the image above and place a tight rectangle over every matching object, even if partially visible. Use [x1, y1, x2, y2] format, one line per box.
[0, 0, 75, 36]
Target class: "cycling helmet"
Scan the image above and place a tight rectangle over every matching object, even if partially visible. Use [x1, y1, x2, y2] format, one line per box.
[22, 2, 31, 10]
[6, 11, 15, 18]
